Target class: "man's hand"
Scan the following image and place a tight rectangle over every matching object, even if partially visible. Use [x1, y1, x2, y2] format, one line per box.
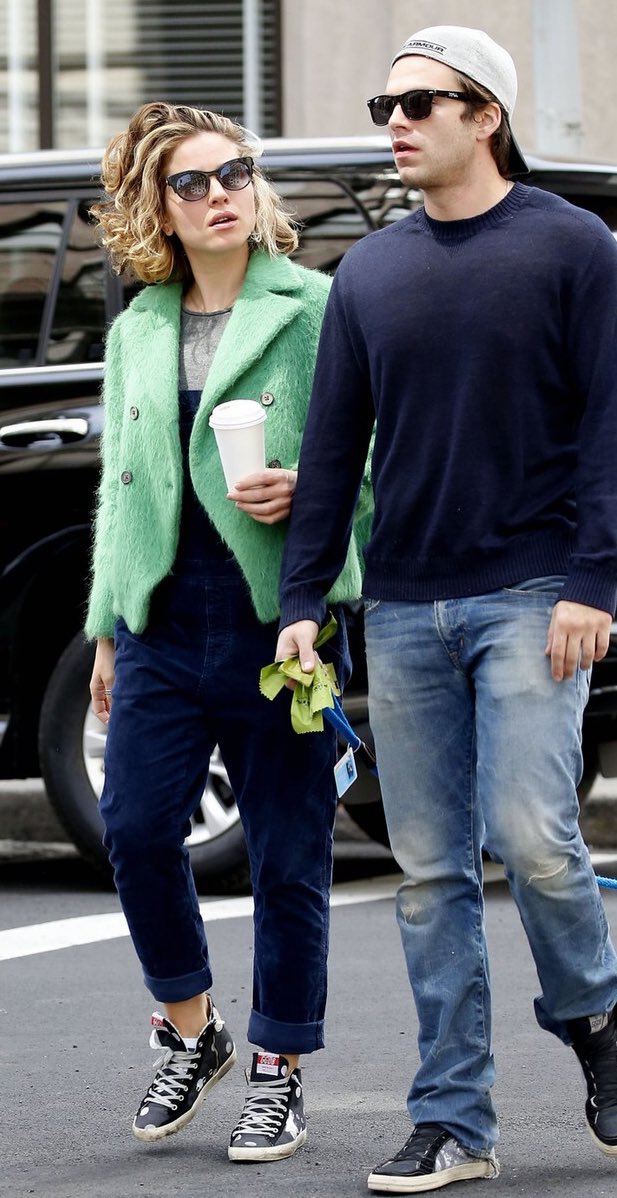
[545, 600, 612, 681]
[275, 620, 320, 679]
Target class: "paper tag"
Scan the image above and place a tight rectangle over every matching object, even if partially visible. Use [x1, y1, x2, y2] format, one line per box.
[334, 744, 358, 798]
[256, 1052, 280, 1077]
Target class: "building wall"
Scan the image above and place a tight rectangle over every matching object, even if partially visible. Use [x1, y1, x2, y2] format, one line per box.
[280, 0, 617, 164]
[0, 0, 281, 153]
[2, 0, 616, 160]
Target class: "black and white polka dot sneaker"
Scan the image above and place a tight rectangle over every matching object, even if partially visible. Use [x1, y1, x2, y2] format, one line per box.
[132, 1006, 236, 1142]
[228, 1052, 307, 1162]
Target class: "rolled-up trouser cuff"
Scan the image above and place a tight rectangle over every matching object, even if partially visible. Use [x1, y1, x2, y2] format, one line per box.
[144, 965, 213, 1005]
[248, 1009, 325, 1055]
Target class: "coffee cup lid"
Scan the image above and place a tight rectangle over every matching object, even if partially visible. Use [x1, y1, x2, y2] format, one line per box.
[208, 399, 266, 429]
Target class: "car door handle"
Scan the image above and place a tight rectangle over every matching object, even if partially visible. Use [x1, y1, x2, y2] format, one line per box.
[0, 417, 89, 448]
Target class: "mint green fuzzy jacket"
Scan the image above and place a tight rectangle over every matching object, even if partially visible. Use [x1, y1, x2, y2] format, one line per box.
[85, 251, 372, 639]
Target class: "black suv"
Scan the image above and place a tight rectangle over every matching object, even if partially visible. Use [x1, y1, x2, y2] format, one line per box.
[1, 138, 617, 886]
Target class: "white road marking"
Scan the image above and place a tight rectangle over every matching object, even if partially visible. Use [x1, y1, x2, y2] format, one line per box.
[2, 855, 615, 964]
[0, 875, 399, 962]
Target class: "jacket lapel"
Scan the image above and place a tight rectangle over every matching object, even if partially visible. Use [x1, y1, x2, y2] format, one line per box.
[125, 253, 305, 420]
[202, 252, 304, 410]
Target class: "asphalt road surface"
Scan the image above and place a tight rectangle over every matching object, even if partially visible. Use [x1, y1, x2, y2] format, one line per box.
[3, 834, 617, 1198]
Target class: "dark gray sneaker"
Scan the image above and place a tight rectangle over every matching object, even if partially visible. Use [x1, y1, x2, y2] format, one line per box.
[132, 1006, 236, 1142]
[367, 1123, 499, 1193]
[567, 1006, 617, 1155]
[228, 1052, 307, 1162]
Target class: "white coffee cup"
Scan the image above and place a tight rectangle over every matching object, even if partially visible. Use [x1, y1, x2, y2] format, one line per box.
[208, 399, 267, 489]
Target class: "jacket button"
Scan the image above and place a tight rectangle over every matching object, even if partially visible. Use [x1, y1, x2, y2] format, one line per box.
[268, 458, 282, 469]
[260, 391, 274, 406]
[129, 406, 139, 420]
[121, 470, 133, 485]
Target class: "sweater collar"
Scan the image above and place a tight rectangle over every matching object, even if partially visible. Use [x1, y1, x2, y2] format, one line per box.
[419, 181, 528, 242]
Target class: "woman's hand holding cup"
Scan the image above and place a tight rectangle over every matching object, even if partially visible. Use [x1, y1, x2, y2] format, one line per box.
[228, 467, 297, 524]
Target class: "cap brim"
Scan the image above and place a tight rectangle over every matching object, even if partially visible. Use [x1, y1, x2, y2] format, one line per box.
[507, 124, 529, 177]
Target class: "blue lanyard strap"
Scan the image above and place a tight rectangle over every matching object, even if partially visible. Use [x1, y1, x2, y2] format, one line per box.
[323, 694, 378, 775]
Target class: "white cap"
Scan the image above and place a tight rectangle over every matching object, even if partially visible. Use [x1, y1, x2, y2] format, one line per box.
[391, 25, 528, 176]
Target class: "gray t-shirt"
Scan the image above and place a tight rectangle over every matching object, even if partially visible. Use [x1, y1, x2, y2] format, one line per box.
[176, 305, 235, 565]
[179, 306, 232, 390]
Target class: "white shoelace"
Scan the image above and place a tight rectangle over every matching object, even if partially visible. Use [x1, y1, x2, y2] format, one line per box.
[233, 1074, 293, 1138]
[145, 1047, 198, 1111]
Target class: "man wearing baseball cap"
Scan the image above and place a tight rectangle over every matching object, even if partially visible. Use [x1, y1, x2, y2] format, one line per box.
[276, 24, 617, 1193]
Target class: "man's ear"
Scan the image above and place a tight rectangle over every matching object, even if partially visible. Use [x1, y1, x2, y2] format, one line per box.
[473, 102, 502, 141]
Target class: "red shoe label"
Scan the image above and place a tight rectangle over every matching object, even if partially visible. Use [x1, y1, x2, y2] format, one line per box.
[256, 1052, 280, 1076]
[151, 1012, 166, 1029]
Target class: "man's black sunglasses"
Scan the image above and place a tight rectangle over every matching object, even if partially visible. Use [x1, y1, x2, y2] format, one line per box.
[367, 89, 470, 126]
[166, 156, 254, 201]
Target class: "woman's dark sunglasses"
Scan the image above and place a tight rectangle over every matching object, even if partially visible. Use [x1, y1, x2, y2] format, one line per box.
[166, 156, 254, 201]
[367, 89, 469, 126]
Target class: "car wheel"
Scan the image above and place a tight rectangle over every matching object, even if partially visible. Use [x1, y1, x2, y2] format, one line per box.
[38, 631, 251, 891]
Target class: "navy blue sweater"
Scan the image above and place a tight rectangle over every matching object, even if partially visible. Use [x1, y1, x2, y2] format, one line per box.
[279, 183, 617, 629]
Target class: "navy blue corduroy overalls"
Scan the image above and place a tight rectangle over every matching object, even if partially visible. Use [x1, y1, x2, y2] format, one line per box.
[100, 388, 349, 1054]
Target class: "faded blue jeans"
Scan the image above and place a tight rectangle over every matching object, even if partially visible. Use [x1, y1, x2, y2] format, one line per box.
[364, 578, 617, 1155]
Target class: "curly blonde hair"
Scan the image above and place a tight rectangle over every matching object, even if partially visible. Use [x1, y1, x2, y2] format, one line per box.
[90, 101, 299, 284]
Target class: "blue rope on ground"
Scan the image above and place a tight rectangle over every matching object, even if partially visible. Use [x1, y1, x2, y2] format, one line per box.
[324, 697, 617, 891]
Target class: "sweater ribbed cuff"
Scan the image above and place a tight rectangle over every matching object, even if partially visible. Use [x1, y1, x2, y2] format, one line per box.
[278, 589, 327, 634]
[558, 568, 617, 617]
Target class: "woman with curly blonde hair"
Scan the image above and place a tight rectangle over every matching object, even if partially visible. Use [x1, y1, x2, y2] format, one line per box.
[91, 102, 297, 281]
[86, 101, 370, 1163]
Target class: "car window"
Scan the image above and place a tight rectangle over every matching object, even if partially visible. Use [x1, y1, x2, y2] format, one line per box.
[47, 200, 106, 366]
[2, 152, 617, 375]
[0, 197, 106, 369]
[0, 202, 64, 368]
[271, 171, 421, 273]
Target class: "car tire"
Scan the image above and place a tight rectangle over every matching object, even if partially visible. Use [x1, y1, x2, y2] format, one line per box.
[338, 719, 597, 847]
[338, 719, 392, 850]
[342, 791, 391, 848]
[38, 631, 252, 892]
[578, 737, 598, 806]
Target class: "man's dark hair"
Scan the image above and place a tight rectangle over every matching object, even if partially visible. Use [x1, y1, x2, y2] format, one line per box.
[456, 74, 513, 177]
